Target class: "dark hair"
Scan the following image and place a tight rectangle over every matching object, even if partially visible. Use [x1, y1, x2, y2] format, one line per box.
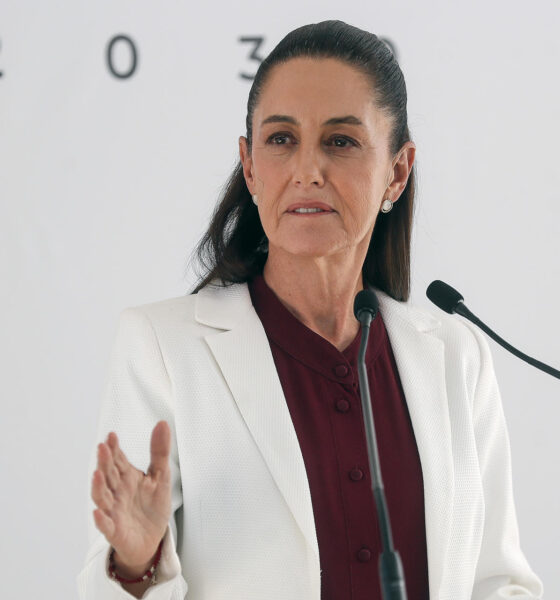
[191, 20, 415, 300]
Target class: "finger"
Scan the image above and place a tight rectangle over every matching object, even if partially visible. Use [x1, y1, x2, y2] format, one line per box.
[98, 442, 120, 491]
[97, 443, 121, 492]
[93, 507, 115, 539]
[147, 421, 171, 480]
[106, 432, 131, 474]
[91, 469, 115, 512]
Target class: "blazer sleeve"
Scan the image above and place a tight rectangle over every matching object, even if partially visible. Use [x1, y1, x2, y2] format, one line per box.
[465, 322, 543, 600]
[77, 307, 189, 599]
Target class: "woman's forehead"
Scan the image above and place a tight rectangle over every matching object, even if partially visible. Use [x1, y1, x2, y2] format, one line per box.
[254, 58, 385, 131]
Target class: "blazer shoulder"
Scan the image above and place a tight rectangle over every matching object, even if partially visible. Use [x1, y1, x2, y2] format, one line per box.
[130, 293, 197, 317]
[117, 281, 251, 343]
[117, 293, 207, 344]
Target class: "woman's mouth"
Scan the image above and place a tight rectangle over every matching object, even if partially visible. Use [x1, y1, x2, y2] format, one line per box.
[290, 207, 333, 214]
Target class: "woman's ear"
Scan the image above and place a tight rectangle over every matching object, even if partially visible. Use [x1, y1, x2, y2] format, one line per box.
[239, 136, 255, 194]
[385, 141, 416, 203]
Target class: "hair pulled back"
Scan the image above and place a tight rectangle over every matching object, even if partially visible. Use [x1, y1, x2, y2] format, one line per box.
[192, 20, 415, 300]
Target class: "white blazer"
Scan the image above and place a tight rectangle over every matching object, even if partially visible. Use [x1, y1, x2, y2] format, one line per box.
[77, 282, 543, 600]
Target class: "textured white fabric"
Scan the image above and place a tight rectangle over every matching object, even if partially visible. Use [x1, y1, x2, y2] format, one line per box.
[77, 282, 543, 600]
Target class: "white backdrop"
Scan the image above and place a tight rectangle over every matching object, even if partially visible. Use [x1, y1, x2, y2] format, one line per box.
[0, 2, 558, 598]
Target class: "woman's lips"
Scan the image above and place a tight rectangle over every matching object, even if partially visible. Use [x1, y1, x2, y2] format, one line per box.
[287, 210, 335, 216]
[286, 202, 335, 213]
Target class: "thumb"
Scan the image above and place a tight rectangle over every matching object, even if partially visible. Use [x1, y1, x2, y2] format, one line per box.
[147, 420, 171, 478]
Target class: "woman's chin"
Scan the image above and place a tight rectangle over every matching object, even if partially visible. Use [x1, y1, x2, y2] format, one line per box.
[273, 240, 347, 260]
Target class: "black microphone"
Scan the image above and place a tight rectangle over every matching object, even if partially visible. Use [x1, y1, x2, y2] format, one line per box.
[427, 280, 560, 380]
[354, 289, 379, 326]
[354, 290, 408, 600]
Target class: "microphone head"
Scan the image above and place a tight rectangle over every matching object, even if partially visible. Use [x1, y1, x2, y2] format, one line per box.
[353, 289, 379, 322]
[426, 280, 464, 314]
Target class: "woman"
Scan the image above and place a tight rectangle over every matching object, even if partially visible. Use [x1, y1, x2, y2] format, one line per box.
[78, 21, 543, 600]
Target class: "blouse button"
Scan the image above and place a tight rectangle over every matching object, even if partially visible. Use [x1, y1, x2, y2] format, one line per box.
[349, 468, 364, 481]
[357, 547, 372, 562]
[335, 399, 350, 413]
[333, 364, 349, 377]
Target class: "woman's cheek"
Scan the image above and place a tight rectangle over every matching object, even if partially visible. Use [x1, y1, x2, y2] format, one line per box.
[254, 158, 282, 189]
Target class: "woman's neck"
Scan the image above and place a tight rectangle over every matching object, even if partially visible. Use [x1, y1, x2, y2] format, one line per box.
[262, 248, 366, 352]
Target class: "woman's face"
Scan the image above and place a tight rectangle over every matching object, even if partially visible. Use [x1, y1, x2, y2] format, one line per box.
[239, 57, 414, 261]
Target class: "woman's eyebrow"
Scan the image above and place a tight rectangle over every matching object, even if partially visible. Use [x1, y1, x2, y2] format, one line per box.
[260, 114, 364, 127]
[324, 115, 363, 126]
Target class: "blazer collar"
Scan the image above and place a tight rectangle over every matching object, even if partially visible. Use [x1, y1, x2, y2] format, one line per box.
[195, 281, 453, 600]
[376, 289, 441, 332]
[195, 281, 253, 330]
[195, 280, 442, 334]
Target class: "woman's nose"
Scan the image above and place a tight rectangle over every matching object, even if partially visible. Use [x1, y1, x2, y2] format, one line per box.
[291, 146, 325, 188]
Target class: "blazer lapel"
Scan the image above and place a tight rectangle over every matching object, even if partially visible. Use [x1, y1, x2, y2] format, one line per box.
[196, 283, 321, 567]
[377, 291, 454, 600]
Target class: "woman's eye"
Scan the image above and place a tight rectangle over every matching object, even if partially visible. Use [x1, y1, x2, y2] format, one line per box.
[329, 136, 356, 148]
[267, 133, 292, 145]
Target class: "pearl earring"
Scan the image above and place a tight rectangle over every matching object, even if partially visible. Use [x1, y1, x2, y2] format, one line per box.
[252, 194, 258, 206]
[381, 198, 393, 213]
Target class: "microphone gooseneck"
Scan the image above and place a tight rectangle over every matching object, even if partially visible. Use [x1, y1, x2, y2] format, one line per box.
[426, 280, 560, 380]
[354, 290, 408, 600]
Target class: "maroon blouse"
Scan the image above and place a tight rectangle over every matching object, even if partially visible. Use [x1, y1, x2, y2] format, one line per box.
[248, 274, 429, 600]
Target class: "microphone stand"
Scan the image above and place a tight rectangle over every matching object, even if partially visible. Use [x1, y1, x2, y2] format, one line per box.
[356, 310, 407, 600]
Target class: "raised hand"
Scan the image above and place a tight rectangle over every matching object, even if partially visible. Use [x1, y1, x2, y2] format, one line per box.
[91, 420, 172, 574]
